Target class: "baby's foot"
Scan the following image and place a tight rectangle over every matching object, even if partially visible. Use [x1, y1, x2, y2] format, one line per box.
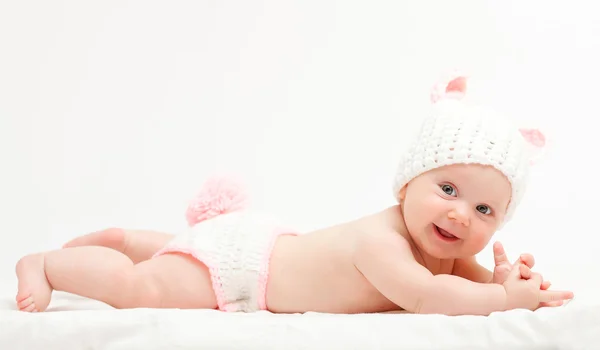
[63, 227, 125, 251]
[15, 253, 53, 312]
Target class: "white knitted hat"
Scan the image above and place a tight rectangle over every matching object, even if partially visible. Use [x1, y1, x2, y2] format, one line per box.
[392, 72, 545, 225]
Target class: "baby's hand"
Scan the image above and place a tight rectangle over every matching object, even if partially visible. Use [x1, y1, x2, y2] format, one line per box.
[493, 242, 563, 307]
[503, 263, 573, 311]
[492, 241, 535, 284]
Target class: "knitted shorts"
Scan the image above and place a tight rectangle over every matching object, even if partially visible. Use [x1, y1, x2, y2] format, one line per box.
[152, 210, 295, 312]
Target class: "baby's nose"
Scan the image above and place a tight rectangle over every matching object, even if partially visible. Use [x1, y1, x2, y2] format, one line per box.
[448, 204, 470, 227]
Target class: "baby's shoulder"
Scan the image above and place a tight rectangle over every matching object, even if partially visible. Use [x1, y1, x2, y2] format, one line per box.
[351, 216, 415, 259]
[352, 206, 410, 240]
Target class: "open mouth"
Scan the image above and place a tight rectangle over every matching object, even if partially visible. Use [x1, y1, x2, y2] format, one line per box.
[433, 225, 459, 242]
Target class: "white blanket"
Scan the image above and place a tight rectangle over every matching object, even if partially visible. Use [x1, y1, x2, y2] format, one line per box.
[0, 291, 597, 350]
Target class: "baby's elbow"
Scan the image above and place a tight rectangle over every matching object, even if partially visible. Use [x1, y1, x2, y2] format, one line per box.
[390, 278, 437, 314]
[407, 278, 444, 315]
[412, 296, 443, 315]
[411, 297, 426, 314]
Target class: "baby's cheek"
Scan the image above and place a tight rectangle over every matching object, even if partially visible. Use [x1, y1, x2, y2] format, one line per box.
[470, 228, 494, 250]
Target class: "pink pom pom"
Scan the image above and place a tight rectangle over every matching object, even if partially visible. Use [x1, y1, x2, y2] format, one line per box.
[185, 175, 249, 227]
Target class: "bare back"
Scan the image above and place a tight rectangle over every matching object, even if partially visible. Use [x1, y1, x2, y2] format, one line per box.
[265, 205, 455, 313]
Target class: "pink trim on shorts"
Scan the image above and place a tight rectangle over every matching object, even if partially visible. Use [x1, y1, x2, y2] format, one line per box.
[152, 248, 227, 311]
[257, 227, 298, 311]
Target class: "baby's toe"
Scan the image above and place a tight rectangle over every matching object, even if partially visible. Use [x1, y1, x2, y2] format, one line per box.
[20, 300, 37, 312]
[16, 294, 33, 308]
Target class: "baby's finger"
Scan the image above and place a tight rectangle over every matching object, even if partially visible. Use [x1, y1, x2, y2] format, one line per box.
[541, 280, 551, 290]
[519, 264, 532, 279]
[529, 272, 543, 287]
[540, 300, 564, 308]
[493, 242, 509, 266]
[519, 254, 535, 268]
[539, 290, 574, 303]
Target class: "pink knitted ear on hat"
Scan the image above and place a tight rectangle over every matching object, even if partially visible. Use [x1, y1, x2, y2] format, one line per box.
[430, 72, 467, 103]
[519, 128, 546, 148]
[519, 128, 547, 165]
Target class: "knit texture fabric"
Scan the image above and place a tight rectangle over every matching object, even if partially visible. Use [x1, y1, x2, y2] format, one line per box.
[154, 210, 289, 312]
[392, 76, 535, 226]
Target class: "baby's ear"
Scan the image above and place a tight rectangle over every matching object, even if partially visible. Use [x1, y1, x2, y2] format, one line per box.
[430, 71, 468, 103]
[398, 185, 407, 201]
[519, 128, 547, 165]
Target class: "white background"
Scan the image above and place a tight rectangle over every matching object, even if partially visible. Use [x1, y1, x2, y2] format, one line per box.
[1, 1, 598, 300]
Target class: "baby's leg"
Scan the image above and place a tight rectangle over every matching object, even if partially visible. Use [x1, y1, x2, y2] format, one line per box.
[63, 228, 173, 263]
[15, 246, 217, 312]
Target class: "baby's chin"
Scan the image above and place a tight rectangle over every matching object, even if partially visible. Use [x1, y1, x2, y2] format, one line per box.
[411, 228, 485, 260]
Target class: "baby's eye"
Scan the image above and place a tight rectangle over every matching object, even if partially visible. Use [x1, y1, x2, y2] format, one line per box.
[440, 184, 457, 197]
[476, 205, 491, 215]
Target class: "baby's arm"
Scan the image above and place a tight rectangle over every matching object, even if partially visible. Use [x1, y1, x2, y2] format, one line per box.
[352, 231, 507, 316]
[452, 257, 494, 283]
[453, 243, 536, 285]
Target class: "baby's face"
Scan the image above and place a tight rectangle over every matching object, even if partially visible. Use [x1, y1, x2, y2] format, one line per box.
[399, 163, 512, 260]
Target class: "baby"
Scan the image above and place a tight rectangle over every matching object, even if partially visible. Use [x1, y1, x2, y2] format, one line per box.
[15, 73, 573, 315]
